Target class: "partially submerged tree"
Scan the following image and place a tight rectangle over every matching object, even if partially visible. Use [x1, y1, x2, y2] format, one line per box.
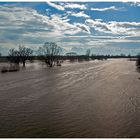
[85, 49, 91, 61]
[8, 45, 33, 67]
[38, 42, 61, 67]
[8, 48, 20, 65]
[18, 45, 33, 67]
[86, 49, 91, 57]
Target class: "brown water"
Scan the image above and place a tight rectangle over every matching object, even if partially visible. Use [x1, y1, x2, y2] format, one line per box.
[0, 59, 139, 138]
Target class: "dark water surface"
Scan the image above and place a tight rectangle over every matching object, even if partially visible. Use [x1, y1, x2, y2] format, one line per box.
[0, 59, 139, 137]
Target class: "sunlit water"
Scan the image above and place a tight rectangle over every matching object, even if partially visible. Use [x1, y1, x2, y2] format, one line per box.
[0, 59, 139, 137]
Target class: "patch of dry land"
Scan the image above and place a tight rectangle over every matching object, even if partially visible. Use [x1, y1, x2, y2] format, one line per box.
[0, 59, 139, 138]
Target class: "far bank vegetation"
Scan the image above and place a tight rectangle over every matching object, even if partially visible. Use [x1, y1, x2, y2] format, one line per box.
[1, 41, 138, 73]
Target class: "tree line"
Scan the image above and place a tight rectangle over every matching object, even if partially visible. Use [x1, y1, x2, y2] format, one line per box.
[0, 41, 140, 69]
[2, 42, 92, 68]
[7, 42, 61, 68]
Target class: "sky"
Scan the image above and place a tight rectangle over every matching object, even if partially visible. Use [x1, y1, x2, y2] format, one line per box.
[0, 1, 140, 56]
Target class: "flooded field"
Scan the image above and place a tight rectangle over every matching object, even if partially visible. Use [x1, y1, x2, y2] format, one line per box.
[0, 59, 139, 137]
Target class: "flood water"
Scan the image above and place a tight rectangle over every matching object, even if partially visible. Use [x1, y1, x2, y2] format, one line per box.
[0, 59, 140, 137]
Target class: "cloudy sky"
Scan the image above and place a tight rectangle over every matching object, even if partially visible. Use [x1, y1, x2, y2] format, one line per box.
[0, 1, 140, 55]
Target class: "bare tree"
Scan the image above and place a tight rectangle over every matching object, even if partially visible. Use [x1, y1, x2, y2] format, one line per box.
[18, 45, 33, 67]
[8, 48, 20, 65]
[38, 42, 61, 67]
[85, 49, 91, 61]
[86, 49, 91, 57]
[37, 46, 44, 57]
[8, 45, 33, 67]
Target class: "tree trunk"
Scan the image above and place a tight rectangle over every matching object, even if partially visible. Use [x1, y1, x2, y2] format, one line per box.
[49, 62, 53, 67]
[16, 62, 19, 66]
[23, 61, 25, 67]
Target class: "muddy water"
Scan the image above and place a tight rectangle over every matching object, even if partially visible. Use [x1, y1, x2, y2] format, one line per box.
[0, 59, 139, 137]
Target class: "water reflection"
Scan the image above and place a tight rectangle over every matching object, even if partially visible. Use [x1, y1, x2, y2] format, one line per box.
[135, 57, 140, 73]
[136, 64, 140, 73]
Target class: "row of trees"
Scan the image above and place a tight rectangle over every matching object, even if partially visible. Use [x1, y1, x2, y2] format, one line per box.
[7, 43, 92, 68]
[8, 45, 33, 67]
[8, 42, 61, 67]
[3, 42, 140, 68]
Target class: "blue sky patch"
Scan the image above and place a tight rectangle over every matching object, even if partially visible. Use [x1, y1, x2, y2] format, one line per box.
[0, 2, 140, 55]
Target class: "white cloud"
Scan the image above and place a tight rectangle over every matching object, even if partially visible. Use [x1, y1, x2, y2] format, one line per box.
[0, 5, 91, 52]
[86, 18, 140, 36]
[50, 14, 82, 35]
[68, 11, 90, 18]
[74, 23, 90, 33]
[108, 21, 140, 27]
[129, 2, 140, 7]
[47, 2, 65, 11]
[86, 19, 110, 33]
[64, 3, 87, 10]
[91, 6, 121, 11]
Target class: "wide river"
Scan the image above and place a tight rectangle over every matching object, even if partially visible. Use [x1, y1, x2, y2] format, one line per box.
[0, 59, 139, 137]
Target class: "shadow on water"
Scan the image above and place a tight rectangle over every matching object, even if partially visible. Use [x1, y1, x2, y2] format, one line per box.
[137, 67, 140, 73]
[136, 58, 140, 80]
[136, 56, 140, 71]
[136, 65, 140, 73]
[136, 67, 140, 80]
[137, 67, 140, 80]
